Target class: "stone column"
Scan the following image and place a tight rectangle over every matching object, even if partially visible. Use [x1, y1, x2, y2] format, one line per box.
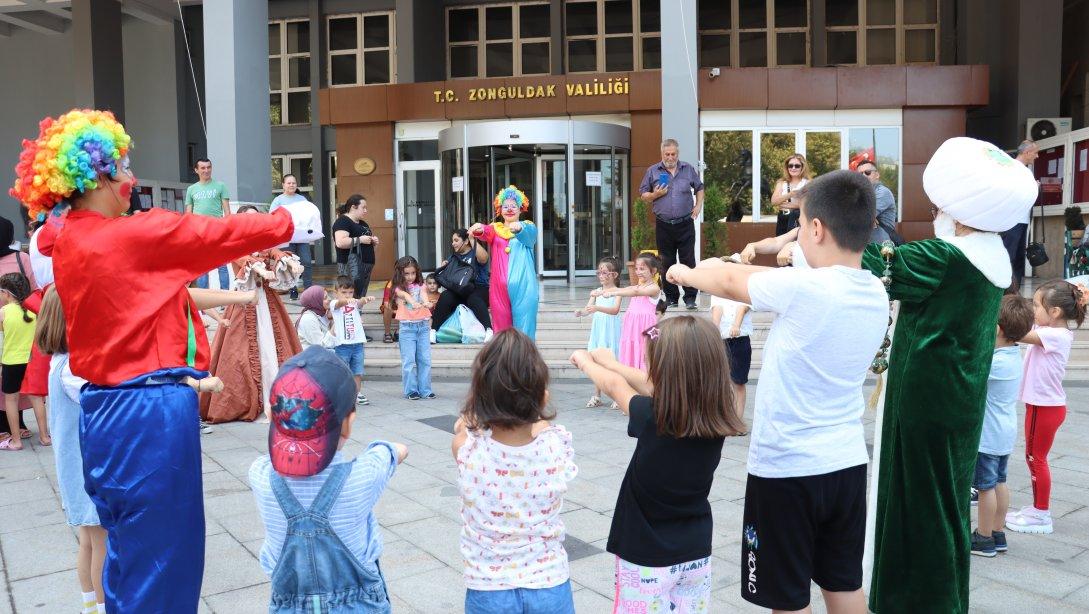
[71, 0, 125, 120]
[202, 1, 271, 203]
[659, 0, 698, 158]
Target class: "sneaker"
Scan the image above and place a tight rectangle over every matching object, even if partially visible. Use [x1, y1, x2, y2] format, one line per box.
[407, 392, 421, 401]
[429, 329, 437, 344]
[970, 530, 996, 557]
[424, 393, 436, 400]
[356, 393, 370, 406]
[483, 328, 494, 343]
[199, 421, 214, 435]
[685, 300, 698, 311]
[992, 530, 1008, 552]
[289, 287, 299, 300]
[970, 487, 978, 506]
[667, 300, 679, 308]
[1006, 507, 1053, 534]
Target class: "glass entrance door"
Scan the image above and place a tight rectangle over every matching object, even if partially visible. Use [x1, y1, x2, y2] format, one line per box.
[573, 151, 627, 272]
[537, 156, 568, 275]
[397, 161, 441, 271]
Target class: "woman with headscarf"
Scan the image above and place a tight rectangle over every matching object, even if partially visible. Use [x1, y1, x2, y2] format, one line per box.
[200, 205, 304, 424]
[295, 285, 331, 350]
[0, 216, 37, 443]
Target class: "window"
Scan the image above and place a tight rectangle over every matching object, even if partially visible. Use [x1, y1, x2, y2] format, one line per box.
[270, 19, 311, 125]
[447, 3, 551, 79]
[327, 12, 395, 86]
[825, 0, 939, 65]
[271, 154, 315, 196]
[564, 0, 660, 73]
[697, 0, 809, 68]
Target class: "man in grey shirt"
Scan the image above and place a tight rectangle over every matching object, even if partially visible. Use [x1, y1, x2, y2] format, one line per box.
[857, 160, 897, 243]
[639, 138, 704, 309]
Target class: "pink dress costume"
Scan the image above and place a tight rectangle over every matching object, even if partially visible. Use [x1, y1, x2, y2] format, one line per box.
[472, 186, 539, 338]
[618, 294, 657, 371]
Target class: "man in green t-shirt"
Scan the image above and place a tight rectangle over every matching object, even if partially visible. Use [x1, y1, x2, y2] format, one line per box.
[185, 158, 232, 289]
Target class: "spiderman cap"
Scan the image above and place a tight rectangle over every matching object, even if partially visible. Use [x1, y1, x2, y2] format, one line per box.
[268, 346, 358, 477]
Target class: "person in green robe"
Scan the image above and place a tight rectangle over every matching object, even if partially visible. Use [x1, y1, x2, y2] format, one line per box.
[742, 137, 1038, 613]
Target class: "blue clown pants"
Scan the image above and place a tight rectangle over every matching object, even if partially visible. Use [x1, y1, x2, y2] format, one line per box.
[80, 367, 208, 614]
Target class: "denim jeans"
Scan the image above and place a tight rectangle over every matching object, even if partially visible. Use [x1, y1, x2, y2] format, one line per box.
[465, 580, 575, 614]
[289, 241, 313, 289]
[397, 320, 432, 397]
[195, 265, 230, 290]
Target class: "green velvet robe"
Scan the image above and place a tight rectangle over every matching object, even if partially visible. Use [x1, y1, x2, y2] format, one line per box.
[862, 239, 1003, 614]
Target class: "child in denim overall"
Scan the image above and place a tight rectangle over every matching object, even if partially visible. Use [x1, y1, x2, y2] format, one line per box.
[249, 346, 408, 612]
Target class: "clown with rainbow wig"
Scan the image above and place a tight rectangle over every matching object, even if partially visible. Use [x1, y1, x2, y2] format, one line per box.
[470, 185, 540, 338]
[10, 109, 294, 613]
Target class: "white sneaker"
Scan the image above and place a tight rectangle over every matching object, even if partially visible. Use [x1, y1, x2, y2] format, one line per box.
[1005, 507, 1053, 534]
[483, 328, 494, 343]
[429, 329, 437, 344]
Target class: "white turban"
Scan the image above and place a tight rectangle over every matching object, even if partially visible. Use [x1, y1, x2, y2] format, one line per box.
[922, 137, 1038, 233]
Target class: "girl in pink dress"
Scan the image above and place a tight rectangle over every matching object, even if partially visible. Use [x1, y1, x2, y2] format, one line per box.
[602, 253, 661, 371]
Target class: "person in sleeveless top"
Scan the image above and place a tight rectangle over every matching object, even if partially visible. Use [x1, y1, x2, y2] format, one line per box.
[771, 154, 811, 236]
[249, 346, 408, 613]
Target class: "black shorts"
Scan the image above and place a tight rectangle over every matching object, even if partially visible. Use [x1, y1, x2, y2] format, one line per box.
[741, 464, 867, 611]
[1, 363, 28, 394]
[724, 337, 752, 385]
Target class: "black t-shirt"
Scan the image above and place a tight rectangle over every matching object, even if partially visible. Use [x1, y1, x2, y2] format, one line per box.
[606, 395, 725, 567]
[332, 216, 375, 264]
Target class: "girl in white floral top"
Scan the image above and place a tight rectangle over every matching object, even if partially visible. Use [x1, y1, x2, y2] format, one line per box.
[452, 329, 578, 614]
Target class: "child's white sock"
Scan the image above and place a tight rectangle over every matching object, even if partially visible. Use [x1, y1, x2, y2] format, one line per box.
[80, 591, 97, 614]
[97, 603, 106, 614]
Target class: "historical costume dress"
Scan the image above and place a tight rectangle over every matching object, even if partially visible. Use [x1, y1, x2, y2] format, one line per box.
[863, 138, 1037, 613]
[473, 186, 540, 338]
[201, 249, 303, 423]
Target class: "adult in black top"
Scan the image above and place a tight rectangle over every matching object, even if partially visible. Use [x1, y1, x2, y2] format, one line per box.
[332, 194, 378, 298]
[431, 228, 491, 332]
[608, 395, 725, 567]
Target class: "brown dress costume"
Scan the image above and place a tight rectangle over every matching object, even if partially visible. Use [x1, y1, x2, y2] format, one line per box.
[200, 249, 302, 423]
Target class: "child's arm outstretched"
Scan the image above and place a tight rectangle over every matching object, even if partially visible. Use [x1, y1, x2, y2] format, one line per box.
[571, 349, 642, 414]
[1018, 329, 1044, 347]
[588, 347, 652, 396]
[596, 283, 659, 299]
[451, 416, 469, 459]
[740, 228, 799, 264]
[730, 304, 750, 338]
[574, 292, 597, 318]
[667, 259, 770, 305]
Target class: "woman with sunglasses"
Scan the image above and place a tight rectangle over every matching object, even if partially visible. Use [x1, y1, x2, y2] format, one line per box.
[771, 154, 811, 236]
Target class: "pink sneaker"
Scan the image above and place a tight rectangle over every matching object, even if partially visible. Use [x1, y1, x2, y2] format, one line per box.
[1005, 507, 1053, 534]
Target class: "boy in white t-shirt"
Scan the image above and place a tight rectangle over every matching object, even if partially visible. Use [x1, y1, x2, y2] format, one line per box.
[329, 275, 376, 405]
[709, 294, 752, 428]
[667, 170, 888, 613]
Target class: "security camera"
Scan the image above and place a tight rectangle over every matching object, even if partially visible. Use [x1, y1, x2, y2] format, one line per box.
[709, 67, 721, 79]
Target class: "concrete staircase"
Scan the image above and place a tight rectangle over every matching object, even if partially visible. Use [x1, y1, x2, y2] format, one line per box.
[354, 302, 1089, 381]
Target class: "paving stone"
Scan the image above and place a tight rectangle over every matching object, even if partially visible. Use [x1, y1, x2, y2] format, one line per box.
[9, 568, 80, 613]
[573, 585, 614, 611]
[0, 522, 76, 581]
[202, 582, 271, 614]
[387, 565, 464, 613]
[200, 532, 268, 597]
[560, 507, 614, 544]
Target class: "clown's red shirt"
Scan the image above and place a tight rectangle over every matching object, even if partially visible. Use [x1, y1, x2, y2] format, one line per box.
[53, 208, 293, 385]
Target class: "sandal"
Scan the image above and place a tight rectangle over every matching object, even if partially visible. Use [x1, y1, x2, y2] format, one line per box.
[19, 429, 30, 439]
[38, 435, 51, 447]
[0, 438, 22, 451]
[586, 396, 603, 408]
[610, 402, 619, 410]
[383, 333, 394, 344]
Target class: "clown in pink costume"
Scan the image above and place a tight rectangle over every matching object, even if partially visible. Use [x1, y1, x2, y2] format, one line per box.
[470, 186, 539, 338]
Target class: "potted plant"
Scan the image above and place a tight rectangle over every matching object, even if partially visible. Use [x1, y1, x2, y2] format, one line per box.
[1065, 206, 1085, 242]
[628, 197, 656, 283]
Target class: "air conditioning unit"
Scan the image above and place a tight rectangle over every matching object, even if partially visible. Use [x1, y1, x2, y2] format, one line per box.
[1026, 117, 1072, 141]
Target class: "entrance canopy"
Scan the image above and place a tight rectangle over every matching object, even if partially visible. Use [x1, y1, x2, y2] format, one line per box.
[436, 119, 631, 282]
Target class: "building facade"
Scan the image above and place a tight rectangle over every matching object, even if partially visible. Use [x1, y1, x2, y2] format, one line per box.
[0, 0, 1084, 282]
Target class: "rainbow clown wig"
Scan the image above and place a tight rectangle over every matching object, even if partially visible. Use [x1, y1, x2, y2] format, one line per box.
[9, 109, 132, 220]
[493, 185, 530, 216]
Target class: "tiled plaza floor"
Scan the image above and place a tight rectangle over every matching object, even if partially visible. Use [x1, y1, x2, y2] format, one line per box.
[2, 374, 1089, 613]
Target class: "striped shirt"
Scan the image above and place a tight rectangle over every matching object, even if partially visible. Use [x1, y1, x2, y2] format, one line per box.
[248, 444, 398, 576]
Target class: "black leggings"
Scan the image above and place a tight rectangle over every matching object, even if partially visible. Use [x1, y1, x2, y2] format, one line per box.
[431, 284, 492, 330]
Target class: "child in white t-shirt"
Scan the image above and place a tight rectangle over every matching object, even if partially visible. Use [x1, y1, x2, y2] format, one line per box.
[710, 294, 753, 429]
[667, 170, 888, 613]
[452, 329, 577, 614]
[329, 275, 375, 405]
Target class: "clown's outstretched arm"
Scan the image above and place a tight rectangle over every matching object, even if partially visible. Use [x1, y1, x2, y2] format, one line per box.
[187, 287, 258, 310]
